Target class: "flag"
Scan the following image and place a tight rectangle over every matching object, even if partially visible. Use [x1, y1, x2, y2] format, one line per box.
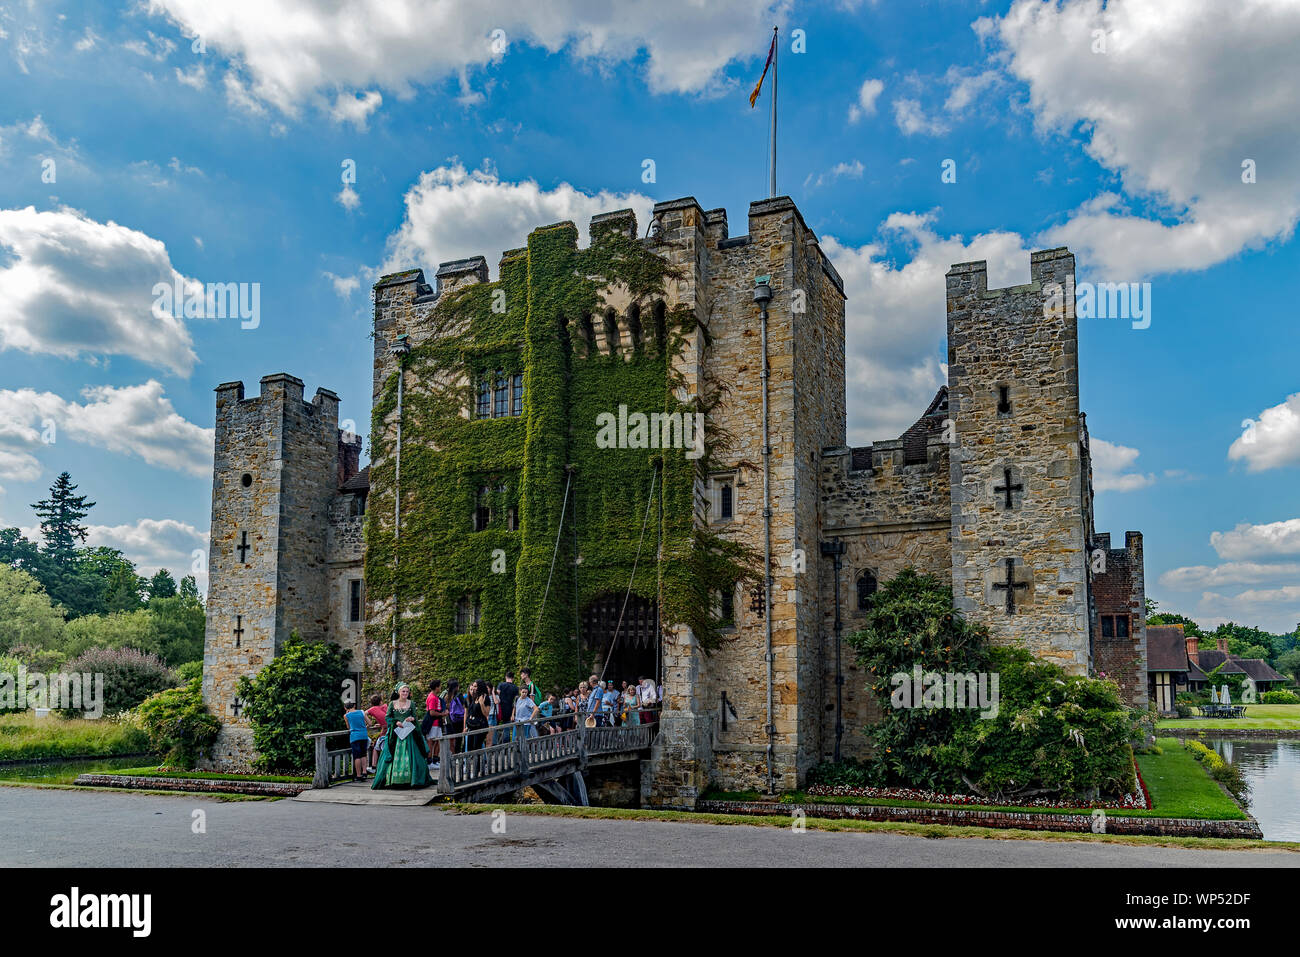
[749, 33, 776, 108]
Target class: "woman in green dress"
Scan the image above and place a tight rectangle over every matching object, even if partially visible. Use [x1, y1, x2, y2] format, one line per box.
[371, 682, 431, 789]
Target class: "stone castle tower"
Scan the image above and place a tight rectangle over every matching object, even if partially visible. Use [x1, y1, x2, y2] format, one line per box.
[200, 193, 1147, 798]
[946, 249, 1090, 670]
[201, 374, 362, 767]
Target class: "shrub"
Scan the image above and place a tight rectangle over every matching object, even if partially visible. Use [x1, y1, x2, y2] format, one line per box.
[1261, 689, 1300, 704]
[175, 660, 203, 684]
[805, 758, 873, 789]
[845, 568, 1138, 801]
[58, 646, 176, 715]
[0, 653, 24, 715]
[1184, 739, 1250, 806]
[845, 568, 991, 790]
[937, 647, 1138, 801]
[138, 679, 220, 768]
[237, 635, 351, 772]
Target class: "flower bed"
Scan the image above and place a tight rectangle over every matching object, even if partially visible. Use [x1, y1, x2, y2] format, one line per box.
[804, 758, 1150, 811]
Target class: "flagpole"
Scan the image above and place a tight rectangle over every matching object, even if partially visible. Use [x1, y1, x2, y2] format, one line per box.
[769, 26, 778, 197]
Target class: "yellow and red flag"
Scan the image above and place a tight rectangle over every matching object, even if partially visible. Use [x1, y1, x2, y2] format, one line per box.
[749, 32, 776, 108]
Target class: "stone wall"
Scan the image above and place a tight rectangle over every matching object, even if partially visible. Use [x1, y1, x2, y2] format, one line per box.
[946, 249, 1090, 673]
[818, 436, 952, 760]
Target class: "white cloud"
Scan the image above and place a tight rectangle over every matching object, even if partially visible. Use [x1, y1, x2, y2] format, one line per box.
[892, 98, 949, 136]
[822, 212, 1031, 443]
[336, 186, 360, 211]
[174, 62, 206, 90]
[381, 161, 654, 279]
[74, 29, 99, 52]
[1196, 585, 1300, 634]
[0, 206, 200, 375]
[324, 271, 360, 298]
[1211, 519, 1300, 560]
[145, 0, 790, 117]
[85, 518, 209, 589]
[1159, 561, 1300, 589]
[942, 67, 998, 114]
[1229, 391, 1300, 472]
[989, 0, 1300, 277]
[847, 78, 883, 123]
[330, 90, 382, 129]
[123, 31, 176, 62]
[0, 381, 214, 479]
[805, 159, 864, 190]
[1090, 437, 1156, 492]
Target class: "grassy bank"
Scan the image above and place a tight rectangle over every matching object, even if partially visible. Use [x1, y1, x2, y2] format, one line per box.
[1157, 704, 1300, 731]
[0, 712, 152, 762]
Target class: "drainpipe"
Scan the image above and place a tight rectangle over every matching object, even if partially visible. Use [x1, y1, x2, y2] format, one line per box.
[754, 276, 775, 794]
[820, 537, 846, 762]
[391, 334, 411, 677]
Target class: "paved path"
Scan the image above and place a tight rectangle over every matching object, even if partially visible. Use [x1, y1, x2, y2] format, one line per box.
[2, 786, 1296, 867]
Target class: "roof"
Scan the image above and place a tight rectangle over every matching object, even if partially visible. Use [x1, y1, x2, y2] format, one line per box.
[340, 465, 370, 493]
[1193, 650, 1248, 675]
[1236, 658, 1288, 683]
[900, 386, 949, 464]
[1187, 660, 1209, 682]
[1146, 626, 1191, 673]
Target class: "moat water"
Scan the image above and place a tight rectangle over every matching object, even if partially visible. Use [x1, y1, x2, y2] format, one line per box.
[1208, 738, 1300, 842]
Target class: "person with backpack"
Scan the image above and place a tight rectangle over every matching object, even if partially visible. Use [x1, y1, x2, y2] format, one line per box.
[465, 679, 492, 752]
[496, 672, 519, 741]
[443, 679, 464, 755]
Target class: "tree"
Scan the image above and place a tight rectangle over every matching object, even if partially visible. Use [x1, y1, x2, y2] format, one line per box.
[178, 575, 201, 601]
[146, 594, 205, 665]
[31, 472, 94, 567]
[1275, 648, 1300, 683]
[60, 610, 159, 659]
[102, 561, 145, 613]
[148, 568, 177, 599]
[0, 562, 65, 654]
[1147, 610, 1206, 638]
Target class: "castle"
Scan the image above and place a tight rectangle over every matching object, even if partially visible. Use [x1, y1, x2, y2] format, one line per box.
[200, 194, 1148, 804]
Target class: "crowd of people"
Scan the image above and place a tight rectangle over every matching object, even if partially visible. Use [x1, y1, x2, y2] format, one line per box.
[344, 670, 662, 789]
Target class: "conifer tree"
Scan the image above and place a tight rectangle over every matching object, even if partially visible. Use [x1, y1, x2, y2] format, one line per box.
[31, 472, 95, 567]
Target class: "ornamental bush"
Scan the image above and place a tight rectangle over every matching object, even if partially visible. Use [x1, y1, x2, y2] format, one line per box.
[936, 647, 1137, 801]
[138, 678, 220, 767]
[237, 635, 351, 772]
[58, 646, 176, 715]
[847, 567, 1139, 801]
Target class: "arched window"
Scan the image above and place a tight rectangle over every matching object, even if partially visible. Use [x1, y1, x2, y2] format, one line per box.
[580, 314, 596, 356]
[511, 373, 523, 416]
[720, 483, 733, 520]
[455, 594, 481, 633]
[604, 309, 620, 355]
[627, 303, 642, 352]
[856, 570, 878, 611]
[719, 586, 734, 623]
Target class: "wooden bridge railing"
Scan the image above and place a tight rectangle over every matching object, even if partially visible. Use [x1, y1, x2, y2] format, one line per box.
[307, 709, 660, 797]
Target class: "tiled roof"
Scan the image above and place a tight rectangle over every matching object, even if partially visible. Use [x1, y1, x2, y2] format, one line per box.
[1236, 658, 1288, 683]
[340, 465, 370, 492]
[900, 386, 949, 465]
[1193, 650, 1248, 675]
[1147, 626, 1191, 672]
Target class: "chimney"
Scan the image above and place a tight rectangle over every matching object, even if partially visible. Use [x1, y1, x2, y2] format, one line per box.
[1185, 634, 1198, 664]
[1216, 637, 1229, 653]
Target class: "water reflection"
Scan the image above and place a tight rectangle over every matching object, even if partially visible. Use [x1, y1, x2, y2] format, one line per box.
[1209, 738, 1300, 842]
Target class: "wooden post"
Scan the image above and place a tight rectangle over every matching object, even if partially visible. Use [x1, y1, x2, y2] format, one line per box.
[312, 735, 330, 789]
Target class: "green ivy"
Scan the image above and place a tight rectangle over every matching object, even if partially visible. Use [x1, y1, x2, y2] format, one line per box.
[365, 219, 758, 697]
[137, 678, 220, 768]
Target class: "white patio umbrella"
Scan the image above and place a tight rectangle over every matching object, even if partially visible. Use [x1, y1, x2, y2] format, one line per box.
[1210, 686, 1220, 704]
[1220, 685, 1231, 704]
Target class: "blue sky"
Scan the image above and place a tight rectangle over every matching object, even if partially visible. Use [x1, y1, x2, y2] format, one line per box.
[0, 0, 1297, 632]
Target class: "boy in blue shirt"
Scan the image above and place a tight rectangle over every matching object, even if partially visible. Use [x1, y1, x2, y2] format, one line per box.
[344, 702, 370, 780]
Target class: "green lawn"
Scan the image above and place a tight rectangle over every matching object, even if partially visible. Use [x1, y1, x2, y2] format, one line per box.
[1156, 703, 1300, 731]
[706, 740, 1245, 821]
[1134, 738, 1246, 820]
[0, 712, 152, 762]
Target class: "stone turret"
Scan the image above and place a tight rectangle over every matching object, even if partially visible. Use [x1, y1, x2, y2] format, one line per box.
[201, 373, 346, 768]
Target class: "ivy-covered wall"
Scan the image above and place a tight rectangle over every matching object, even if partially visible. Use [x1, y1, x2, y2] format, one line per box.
[364, 214, 754, 697]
